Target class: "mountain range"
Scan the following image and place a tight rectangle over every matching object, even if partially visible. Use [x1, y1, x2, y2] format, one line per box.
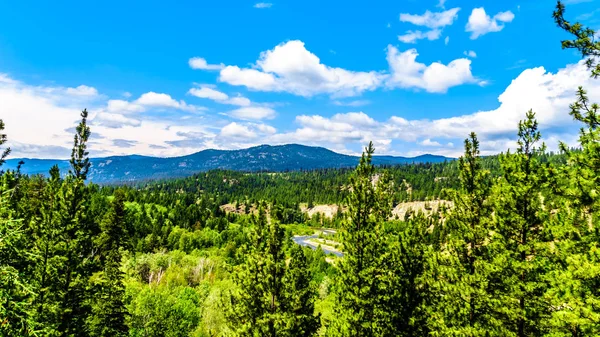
[3, 144, 451, 184]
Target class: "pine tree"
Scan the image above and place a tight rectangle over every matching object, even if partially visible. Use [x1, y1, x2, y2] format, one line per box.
[545, 3, 600, 334]
[87, 189, 128, 336]
[281, 245, 321, 337]
[0, 197, 33, 336]
[0, 121, 34, 335]
[331, 141, 392, 337]
[225, 207, 319, 336]
[493, 111, 551, 336]
[427, 132, 502, 336]
[57, 109, 98, 336]
[32, 165, 64, 335]
[382, 212, 432, 337]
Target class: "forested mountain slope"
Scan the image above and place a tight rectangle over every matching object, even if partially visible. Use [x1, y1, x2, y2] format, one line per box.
[3, 144, 450, 184]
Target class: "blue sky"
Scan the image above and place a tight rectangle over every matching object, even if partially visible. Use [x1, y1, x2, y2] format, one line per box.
[0, 0, 599, 158]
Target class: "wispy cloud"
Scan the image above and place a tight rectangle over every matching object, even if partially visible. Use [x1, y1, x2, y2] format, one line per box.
[254, 2, 273, 8]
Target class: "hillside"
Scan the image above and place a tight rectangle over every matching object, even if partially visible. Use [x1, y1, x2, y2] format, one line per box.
[4, 144, 451, 183]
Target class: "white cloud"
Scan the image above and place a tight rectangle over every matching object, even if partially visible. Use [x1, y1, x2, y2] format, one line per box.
[188, 86, 252, 106]
[421, 138, 442, 146]
[93, 112, 142, 128]
[221, 122, 257, 139]
[3, 59, 596, 159]
[91, 92, 203, 134]
[398, 29, 442, 43]
[254, 123, 276, 134]
[254, 2, 272, 8]
[466, 8, 515, 39]
[464, 50, 477, 58]
[218, 40, 385, 97]
[399, 8, 460, 29]
[66, 85, 99, 96]
[106, 99, 144, 114]
[188, 86, 229, 101]
[0, 76, 97, 158]
[266, 61, 598, 156]
[217, 40, 478, 96]
[398, 8, 459, 45]
[437, 0, 446, 9]
[445, 36, 450, 45]
[332, 112, 378, 128]
[332, 99, 370, 107]
[228, 106, 276, 120]
[220, 66, 277, 89]
[136, 92, 193, 110]
[188, 57, 225, 70]
[385, 46, 480, 93]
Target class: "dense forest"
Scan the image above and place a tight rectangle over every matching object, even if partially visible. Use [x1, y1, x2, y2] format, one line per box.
[1, 2, 599, 336]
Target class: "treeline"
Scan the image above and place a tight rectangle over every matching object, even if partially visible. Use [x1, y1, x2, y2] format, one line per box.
[118, 150, 567, 207]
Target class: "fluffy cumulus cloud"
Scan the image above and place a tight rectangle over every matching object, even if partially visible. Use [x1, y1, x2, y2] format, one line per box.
[221, 122, 257, 139]
[215, 40, 479, 97]
[2, 59, 597, 159]
[188, 57, 224, 70]
[218, 40, 385, 97]
[421, 139, 442, 147]
[264, 61, 600, 156]
[466, 8, 515, 39]
[66, 85, 99, 96]
[92, 92, 202, 128]
[398, 8, 460, 43]
[0, 75, 100, 158]
[385, 46, 480, 93]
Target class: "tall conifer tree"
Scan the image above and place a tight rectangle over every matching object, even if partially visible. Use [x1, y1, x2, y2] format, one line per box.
[87, 189, 128, 336]
[226, 207, 319, 336]
[545, 3, 600, 334]
[428, 132, 502, 336]
[331, 142, 392, 337]
[493, 111, 551, 336]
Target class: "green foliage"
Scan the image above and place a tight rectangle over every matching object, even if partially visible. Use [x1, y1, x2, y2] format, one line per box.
[0, 191, 34, 336]
[225, 207, 320, 336]
[427, 132, 503, 336]
[493, 111, 552, 336]
[87, 189, 128, 337]
[331, 142, 393, 337]
[553, 1, 600, 78]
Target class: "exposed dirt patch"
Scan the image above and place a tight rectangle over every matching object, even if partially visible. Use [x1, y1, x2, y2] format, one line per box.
[220, 200, 453, 220]
[300, 204, 344, 219]
[219, 203, 258, 215]
[391, 200, 453, 219]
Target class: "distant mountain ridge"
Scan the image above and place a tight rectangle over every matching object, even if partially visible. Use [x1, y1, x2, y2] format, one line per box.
[3, 144, 452, 184]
